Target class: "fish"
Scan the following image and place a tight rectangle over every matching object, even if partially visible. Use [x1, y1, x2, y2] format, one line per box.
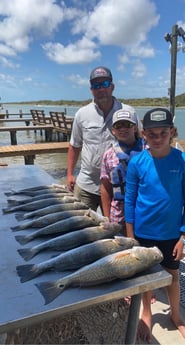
[5, 184, 68, 196]
[3, 195, 80, 213]
[36, 246, 163, 304]
[15, 214, 107, 244]
[16, 236, 139, 282]
[17, 223, 123, 260]
[5, 188, 70, 197]
[12, 209, 89, 230]
[15, 202, 89, 221]
[7, 192, 74, 206]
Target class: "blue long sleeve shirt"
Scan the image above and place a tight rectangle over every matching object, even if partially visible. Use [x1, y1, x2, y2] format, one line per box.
[125, 148, 185, 240]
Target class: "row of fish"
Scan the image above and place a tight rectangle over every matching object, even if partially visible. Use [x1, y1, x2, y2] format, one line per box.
[4, 183, 164, 305]
[36, 245, 163, 304]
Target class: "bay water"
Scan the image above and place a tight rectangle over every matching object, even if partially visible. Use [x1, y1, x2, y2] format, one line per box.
[0, 104, 184, 183]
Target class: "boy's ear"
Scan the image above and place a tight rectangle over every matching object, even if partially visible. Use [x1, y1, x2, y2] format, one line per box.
[142, 130, 146, 139]
[111, 127, 116, 135]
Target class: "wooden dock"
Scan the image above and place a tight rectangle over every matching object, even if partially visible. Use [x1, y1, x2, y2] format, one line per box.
[0, 118, 33, 126]
[0, 125, 54, 145]
[0, 142, 69, 164]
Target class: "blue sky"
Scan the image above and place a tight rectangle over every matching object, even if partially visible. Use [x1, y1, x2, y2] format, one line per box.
[0, 0, 185, 102]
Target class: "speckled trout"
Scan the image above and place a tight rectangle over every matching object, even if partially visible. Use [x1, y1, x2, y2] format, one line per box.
[15, 212, 108, 244]
[17, 223, 123, 260]
[17, 236, 139, 282]
[3, 195, 80, 213]
[5, 184, 68, 196]
[15, 202, 88, 221]
[7, 192, 74, 206]
[12, 209, 88, 230]
[36, 246, 164, 305]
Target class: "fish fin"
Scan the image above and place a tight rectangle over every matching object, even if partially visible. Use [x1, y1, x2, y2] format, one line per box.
[35, 281, 65, 305]
[11, 225, 22, 231]
[2, 207, 12, 214]
[4, 191, 14, 196]
[15, 213, 25, 221]
[16, 264, 39, 282]
[17, 248, 36, 261]
[15, 235, 29, 245]
[7, 199, 19, 205]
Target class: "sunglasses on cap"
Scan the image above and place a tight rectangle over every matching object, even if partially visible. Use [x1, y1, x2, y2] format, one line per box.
[91, 80, 112, 90]
[113, 121, 135, 129]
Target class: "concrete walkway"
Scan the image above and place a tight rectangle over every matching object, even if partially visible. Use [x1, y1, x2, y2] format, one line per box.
[136, 287, 185, 345]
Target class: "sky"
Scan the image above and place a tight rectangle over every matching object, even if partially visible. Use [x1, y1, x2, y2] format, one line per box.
[0, 0, 185, 103]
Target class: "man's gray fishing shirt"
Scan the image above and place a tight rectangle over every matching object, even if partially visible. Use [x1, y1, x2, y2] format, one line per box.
[70, 99, 135, 195]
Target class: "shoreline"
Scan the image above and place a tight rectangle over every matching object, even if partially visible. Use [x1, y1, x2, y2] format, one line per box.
[173, 139, 185, 151]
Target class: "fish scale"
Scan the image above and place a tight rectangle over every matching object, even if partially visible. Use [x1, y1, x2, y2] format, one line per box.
[16, 236, 139, 282]
[36, 246, 164, 305]
[17, 222, 123, 260]
[15, 214, 107, 244]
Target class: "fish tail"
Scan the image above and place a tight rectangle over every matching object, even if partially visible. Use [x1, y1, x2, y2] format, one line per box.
[15, 235, 30, 245]
[16, 264, 40, 282]
[2, 207, 13, 214]
[17, 248, 36, 261]
[35, 281, 65, 304]
[7, 199, 20, 205]
[11, 225, 23, 231]
[4, 191, 15, 196]
[15, 213, 26, 221]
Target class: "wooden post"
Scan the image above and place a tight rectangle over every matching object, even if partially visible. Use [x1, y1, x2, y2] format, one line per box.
[24, 155, 35, 165]
[10, 131, 17, 145]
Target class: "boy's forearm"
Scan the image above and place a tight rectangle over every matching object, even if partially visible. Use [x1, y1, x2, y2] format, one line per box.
[126, 222, 135, 238]
[100, 182, 112, 220]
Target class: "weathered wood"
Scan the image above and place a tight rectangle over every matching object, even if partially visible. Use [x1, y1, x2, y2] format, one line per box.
[0, 118, 33, 126]
[0, 142, 69, 164]
[0, 125, 54, 144]
[30, 109, 52, 126]
[50, 111, 73, 141]
[3, 110, 31, 118]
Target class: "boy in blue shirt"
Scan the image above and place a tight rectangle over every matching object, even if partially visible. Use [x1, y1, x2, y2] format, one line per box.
[125, 107, 185, 342]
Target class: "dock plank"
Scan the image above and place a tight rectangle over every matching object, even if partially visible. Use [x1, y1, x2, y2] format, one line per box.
[0, 142, 69, 164]
[0, 125, 54, 144]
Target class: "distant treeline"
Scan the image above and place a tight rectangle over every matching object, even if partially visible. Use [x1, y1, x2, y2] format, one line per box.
[6, 92, 185, 108]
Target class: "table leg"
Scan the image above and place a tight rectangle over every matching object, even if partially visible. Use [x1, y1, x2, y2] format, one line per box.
[124, 294, 141, 345]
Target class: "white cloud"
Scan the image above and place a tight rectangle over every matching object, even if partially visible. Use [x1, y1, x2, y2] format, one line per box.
[42, 37, 101, 64]
[72, 0, 159, 47]
[0, 0, 64, 53]
[67, 74, 89, 86]
[0, 56, 19, 68]
[132, 60, 147, 78]
[41, 0, 159, 65]
[0, 0, 159, 67]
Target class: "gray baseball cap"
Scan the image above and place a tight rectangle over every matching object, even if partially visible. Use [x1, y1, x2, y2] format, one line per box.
[90, 66, 112, 82]
[112, 108, 137, 126]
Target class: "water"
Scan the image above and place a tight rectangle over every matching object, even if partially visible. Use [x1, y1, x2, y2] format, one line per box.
[135, 107, 185, 140]
[0, 104, 184, 182]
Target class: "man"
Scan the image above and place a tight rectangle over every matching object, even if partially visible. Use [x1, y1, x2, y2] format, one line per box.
[67, 66, 137, 210]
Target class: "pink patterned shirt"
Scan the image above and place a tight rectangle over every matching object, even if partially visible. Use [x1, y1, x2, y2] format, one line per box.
[100, 147, 124, 224]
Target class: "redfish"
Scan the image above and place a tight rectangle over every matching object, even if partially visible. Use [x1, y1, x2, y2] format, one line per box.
[36, 246, 164, 305]
[17, 236, 138, 282]
[17, 223, 123, 260]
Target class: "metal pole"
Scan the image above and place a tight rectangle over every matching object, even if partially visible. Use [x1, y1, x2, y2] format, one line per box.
[170, 24, 178, 118]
